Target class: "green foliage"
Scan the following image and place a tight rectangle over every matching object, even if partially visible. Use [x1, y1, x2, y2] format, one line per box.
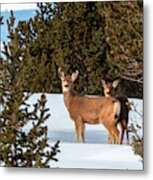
[101, 1, 143, 97]
[0, 93, 60, 167]
[131, 124, 143, 159]
[1, 1, 143, 97]
[129, 102, 143, 160]
[0, 12, 60, 167]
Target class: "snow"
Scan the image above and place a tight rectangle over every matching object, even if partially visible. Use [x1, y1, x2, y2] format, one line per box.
[25, 93, 143, 170]
[50, 143, 142, 170]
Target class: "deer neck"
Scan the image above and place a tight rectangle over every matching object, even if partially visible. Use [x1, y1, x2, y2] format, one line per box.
[104, 91, 114, 97]
[63, 91, 74, 110]
[105, 94, 112, 98]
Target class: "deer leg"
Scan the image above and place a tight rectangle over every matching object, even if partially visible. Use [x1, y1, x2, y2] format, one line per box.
[116, 131, 119, 144]
[113, 127, 119, 144]
[104, 125, 113, 144]
[81, 123, 85, 143]
[126, 127, 130, 145]
[126, 130, 129, 145]
[108, 133, 113, 144]
[75, 122, 79, 143]
[120, 127, 125, 144]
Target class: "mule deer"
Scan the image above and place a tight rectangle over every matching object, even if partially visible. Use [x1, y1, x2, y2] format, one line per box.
[58, 68, 121, 144]
[101, 79, 130, 144]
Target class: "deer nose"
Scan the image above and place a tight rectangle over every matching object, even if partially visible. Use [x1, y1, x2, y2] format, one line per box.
[64, 84, 69, 88]
[106, 91, 111, 95]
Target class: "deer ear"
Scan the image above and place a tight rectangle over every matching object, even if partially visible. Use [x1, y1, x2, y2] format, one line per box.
[71, 70, 79, 82]
[58, 67, 65, 80]
[112, 80, 119, 88]
[101, 79, 106, 87]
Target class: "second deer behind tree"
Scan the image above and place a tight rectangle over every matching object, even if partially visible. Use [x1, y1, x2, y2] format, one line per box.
[102, 79, 130, 144]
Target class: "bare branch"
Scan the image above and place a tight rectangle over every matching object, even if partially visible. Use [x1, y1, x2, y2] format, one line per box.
[120, 74, 143, 84]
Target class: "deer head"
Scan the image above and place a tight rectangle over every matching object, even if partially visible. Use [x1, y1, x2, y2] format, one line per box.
[58, 68, 79, 93]
[101, 79, 119, 97]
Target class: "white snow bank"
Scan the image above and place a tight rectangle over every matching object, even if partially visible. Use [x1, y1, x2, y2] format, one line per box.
[50, 143, 142, 170]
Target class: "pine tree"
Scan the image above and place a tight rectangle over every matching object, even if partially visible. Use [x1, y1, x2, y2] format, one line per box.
[14, 3, 60, 93]
[51, 2, 108, 95]
[0, 11, 60, 167]
[130, 123, 143, 159]
[101, 1, 143, 97]
[1, 1, 143, 97]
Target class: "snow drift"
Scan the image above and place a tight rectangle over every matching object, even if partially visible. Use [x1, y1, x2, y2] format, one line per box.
[23, 94, 144, 170]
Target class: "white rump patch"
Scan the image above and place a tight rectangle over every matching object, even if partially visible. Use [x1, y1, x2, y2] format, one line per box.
[114, 100, 121, 121]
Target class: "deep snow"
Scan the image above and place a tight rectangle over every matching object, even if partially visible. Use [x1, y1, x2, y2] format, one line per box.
[25, 93, 143, 170]
[50, 143, 142, 170]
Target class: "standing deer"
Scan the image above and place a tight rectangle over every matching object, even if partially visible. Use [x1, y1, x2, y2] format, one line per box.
[101, 79, 130, 144]
[58, 68, 121, 144]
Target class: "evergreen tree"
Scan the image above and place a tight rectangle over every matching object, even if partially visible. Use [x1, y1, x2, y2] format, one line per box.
[131, 124, 143, 159]
[51, 2, 109, 95]
[1, 1, 143, 97]
[101, 1, 143, 97]
[12, 3, 60, 93]
[0, 11, 60, 167]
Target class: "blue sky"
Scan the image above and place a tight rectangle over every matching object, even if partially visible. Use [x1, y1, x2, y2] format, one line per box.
[0, 3, 38, 56]
[1, 10, 37, 42]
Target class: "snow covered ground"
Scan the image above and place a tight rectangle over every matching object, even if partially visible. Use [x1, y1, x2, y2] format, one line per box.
[26, 93, 143, 170]
[50, 143, 142, 170]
